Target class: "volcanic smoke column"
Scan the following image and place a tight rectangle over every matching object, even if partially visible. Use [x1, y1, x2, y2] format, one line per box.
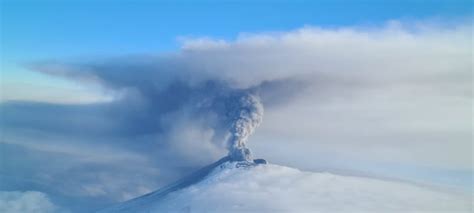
[225, 93, 264, 162]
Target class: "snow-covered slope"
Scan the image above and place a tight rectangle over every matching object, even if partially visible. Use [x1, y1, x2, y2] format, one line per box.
[100, 160, 472, 213]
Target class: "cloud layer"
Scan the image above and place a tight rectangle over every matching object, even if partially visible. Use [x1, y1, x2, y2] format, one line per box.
[1, 21, 472, 211]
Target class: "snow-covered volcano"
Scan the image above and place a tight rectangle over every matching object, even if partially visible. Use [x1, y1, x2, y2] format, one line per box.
[99, 158, 471, 213]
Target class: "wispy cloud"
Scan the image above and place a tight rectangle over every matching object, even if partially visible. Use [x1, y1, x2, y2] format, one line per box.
[0, 191, 59, 213]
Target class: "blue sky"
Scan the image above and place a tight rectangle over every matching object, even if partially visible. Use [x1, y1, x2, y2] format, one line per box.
[1, 0, 471, 59]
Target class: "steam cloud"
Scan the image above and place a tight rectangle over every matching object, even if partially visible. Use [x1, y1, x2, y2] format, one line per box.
[225, 93, 264, 161]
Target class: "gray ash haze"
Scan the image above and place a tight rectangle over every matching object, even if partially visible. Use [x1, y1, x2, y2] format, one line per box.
[0, 19, 472, 212]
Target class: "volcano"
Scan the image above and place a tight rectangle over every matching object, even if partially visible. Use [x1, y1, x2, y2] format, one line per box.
[99, 158, 471, 213]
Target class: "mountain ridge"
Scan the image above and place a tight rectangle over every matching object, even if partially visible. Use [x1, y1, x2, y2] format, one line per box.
[99, 159, 471, 213]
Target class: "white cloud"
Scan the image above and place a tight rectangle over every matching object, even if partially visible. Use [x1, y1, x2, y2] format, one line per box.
[0, 191, 59, 213]
[178, 21, 471, 91]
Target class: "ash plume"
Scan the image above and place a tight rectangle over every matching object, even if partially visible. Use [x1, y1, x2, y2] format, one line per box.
[224, 93, 264, 161]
